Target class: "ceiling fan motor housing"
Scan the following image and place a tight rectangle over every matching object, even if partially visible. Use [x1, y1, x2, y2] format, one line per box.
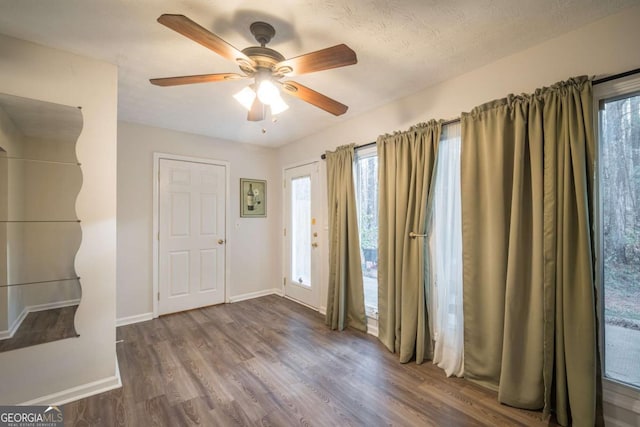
[239, 22, 286, 76]
[250, 21, 276, 46]
[240, 46, 285, 74]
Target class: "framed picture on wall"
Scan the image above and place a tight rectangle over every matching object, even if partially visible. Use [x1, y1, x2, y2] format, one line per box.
[240, 178, 267, 217]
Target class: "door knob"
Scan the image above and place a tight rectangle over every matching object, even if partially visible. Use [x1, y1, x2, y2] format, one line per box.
[218, 239, 226, 245]
[312, 242, 318, 248]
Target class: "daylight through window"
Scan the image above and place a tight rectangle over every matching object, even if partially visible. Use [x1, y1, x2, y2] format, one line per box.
[355, 147, 378, 315]
[599, 90, 640, 389]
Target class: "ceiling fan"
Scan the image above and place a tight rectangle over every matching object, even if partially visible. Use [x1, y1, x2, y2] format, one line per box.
[150, 14, 357, 121]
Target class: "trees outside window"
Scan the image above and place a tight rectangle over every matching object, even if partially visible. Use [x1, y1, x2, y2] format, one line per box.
[600, 92, 640, 389]
[354, 148, 378, 315]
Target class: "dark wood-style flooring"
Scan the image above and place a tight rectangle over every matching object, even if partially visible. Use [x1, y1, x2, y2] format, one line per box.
[64, 295, 555, 426]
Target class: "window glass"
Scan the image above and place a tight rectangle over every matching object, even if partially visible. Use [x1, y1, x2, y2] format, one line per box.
[291, 176, 311, 286]
[600, 92, 640, 389]
[354, 147, 378, 315]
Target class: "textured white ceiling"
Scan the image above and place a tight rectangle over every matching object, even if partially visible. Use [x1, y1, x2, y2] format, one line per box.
[0, 0, 637, 147]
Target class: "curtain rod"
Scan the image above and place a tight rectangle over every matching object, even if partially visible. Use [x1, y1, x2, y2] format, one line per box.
[320, 117, 461, 160]
[320, 67, 640, 160]
[593, 67, 640, 85]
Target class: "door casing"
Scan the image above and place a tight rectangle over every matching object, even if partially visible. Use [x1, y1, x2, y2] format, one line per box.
[152, 153, 230, 318]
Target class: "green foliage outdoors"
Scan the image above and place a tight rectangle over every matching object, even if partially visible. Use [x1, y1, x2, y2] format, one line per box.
[359, 213, 378, 249]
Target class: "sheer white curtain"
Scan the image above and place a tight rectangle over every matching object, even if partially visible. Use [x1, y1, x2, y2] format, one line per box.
[427, 122, 464, 377]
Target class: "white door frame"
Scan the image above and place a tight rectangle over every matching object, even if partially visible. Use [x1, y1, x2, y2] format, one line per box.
[282, 159, 323, 310]
[152, 152, 230, 318]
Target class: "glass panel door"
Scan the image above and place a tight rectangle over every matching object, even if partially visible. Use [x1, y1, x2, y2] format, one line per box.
[284, 163, 320, 308]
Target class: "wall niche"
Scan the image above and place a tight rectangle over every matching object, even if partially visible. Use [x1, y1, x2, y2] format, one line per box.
[0, 93, 83, 352]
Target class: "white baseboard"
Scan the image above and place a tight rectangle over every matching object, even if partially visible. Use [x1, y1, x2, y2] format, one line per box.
[116, 312, 153, 327]
[0, 308, 27, 340]
[282, 295, 320, 312]
[22, 355, 121, 406]
[117, 290, 284, 326]
[228, 288, 283, 303]
[0, 299, 80, 341]
[30, 298, 81, 313]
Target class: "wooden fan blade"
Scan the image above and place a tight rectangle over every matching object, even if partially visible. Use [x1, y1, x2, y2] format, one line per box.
[275, 44, 357, 76]
[150, 73, 246, 86]
[158, 14, 255, 67]
[247, 98, 265, 121]
[281, 81, 348, 116]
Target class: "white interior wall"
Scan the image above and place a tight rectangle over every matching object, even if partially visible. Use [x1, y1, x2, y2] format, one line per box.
[13, 136, 82, 310]
[0, 110, 11, 331]
[6, 148, 25, 331]
[116, 121, 281, 321]
[276, 5, 640, 426]
[0, 34, 118, 404]
[0, 105, 25, 333]
[22, 136, 77, 163]
[0, 160, 5, 332]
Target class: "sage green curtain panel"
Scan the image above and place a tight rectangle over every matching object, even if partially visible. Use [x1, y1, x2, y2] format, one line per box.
[377, 120, 441, 364]
[461, 76, 599, 426]
[461, 95, 545, 408]
[325, 144, 367, 332]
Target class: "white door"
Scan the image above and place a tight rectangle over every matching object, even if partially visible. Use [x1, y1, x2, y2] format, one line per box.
[284, 163, 320, 308]
[158, 158, 226, 315]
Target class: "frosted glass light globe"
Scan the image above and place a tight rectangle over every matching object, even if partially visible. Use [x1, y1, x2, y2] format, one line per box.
[233, 86, 256, 110]
[257, 80, 279, 105]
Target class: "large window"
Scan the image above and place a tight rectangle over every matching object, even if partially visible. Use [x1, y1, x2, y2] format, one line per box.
[354, 146, 378, 315]
[598, 82, 640, 390]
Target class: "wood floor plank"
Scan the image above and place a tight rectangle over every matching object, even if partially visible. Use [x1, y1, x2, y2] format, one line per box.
[175, 396, 214, 426]
[64, 295, 558, 426]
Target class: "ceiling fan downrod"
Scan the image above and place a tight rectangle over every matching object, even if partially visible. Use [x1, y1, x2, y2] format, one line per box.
[249, 21, 276, 47]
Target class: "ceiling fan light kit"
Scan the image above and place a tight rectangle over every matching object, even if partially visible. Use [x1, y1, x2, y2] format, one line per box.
[268, 94, 289, 115]
[150, 14, 357, 122]
[233, 86, 256, 110]
[256, 79, 278, 105]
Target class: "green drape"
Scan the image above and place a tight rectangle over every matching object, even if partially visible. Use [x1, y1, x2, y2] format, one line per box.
[461, 76, 600, 426]
[325, 144, 367, 332]
[377, 120, 441, 364]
